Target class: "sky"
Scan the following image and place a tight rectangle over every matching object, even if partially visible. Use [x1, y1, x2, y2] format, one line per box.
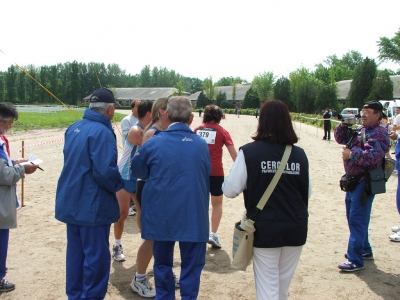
[1, 0, 399, 83]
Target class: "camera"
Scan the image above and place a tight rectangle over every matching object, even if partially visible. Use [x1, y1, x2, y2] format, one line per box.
[337, 114, 357, 126]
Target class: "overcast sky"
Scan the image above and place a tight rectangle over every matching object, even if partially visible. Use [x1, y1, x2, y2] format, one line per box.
[1, 0, 399, 83]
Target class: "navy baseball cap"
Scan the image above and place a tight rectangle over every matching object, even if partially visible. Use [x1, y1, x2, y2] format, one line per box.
[90, 88, 121, 107]
[363, 100, 382, 112]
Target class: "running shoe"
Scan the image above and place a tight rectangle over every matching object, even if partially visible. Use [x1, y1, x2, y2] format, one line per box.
[208, 233, 222, 248]
[131, 276, 156, 298]
[112, 244, 126, 261]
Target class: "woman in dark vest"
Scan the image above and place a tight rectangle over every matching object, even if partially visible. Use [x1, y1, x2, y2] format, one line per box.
[223, 100, 311, 300]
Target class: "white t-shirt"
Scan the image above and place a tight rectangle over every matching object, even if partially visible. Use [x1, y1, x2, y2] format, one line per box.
[120, 114, 138, 146]
[393, 114, 400, 134]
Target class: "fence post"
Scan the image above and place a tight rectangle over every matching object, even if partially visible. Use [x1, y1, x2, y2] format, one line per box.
[21, 140, 25, 207]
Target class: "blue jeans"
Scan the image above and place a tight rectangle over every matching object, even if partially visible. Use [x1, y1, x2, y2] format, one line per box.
[0, 229, 9, 279]
[345, 180, 374, 267]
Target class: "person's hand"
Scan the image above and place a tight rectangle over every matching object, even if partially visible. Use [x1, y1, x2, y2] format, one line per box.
[23, 163, 38, 174]
[13, 159, 28, 165]
[342, 147, 352, 161]
[389, 131, 398, 141]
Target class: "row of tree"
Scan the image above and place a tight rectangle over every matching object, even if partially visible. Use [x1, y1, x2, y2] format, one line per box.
[0, 29, 399, 112]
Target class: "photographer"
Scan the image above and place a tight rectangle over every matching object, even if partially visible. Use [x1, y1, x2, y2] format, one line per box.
[334, 100, 389, 272]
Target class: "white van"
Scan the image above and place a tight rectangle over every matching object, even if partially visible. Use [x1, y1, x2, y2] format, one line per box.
[379, 100, 397, 123]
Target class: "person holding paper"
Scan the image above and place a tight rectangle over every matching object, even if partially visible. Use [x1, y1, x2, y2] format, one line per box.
[0, 102, 38, 293]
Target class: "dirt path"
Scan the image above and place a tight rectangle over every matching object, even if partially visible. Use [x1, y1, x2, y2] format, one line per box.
[2, 113, 400, 299]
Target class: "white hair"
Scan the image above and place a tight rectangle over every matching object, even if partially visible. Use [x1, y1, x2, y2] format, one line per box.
[89, 102, 113, 114]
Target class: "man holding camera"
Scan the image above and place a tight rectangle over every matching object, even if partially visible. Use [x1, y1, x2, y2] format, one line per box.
[334, 100, 389, 272]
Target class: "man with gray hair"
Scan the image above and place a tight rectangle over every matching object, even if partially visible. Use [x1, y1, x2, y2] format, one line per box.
[132, 96, 211, 299]
[55, 87, 125, 299]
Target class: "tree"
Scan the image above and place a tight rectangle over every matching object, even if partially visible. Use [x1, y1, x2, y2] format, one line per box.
[202, 77, 217, 100]
[139, 65, 151, 87]
[172, 81, 185, 96]
[16, 71, 26, 103]
[378, 28, 400, 64]
[242, 86, 260, 108]
[0, 73, 5, 102]
[196, 91, 209, 108]
[5, 65, 17, 102]
[252, 72, 275, 102]
[71, 61, 80, 105]
[367, 69, 393, 101]
[315, 84, 338, 112]
[220, 100, 234, 109]
[26, 65, 37, 103]
[215, 90, 227, 107]
[289, 67, 321, 113]
[347, 57, 377, 108]
[216, 76, 247, 86]
[273, 77, 293, 110]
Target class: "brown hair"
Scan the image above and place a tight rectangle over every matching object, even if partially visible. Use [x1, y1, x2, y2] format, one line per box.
[252, 100, 298, 144]
[202, 105, 223, 124]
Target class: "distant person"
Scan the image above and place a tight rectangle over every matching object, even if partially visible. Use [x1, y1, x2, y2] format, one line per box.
[194, 105, 237, 249]
[255, 108, 259, 119]
[121, 100, 140, 146]
[322, 108, 331, 140]
[55, 88, 125, 299]
[391, 106, 400, 135]
[0, 103, 39, 293]
[198, 109, 203, 117]
[114, 101, 153, 264]
[132, 97, 210, 299]
[223, 100, 311, 300]
[237, 107, 241, 118]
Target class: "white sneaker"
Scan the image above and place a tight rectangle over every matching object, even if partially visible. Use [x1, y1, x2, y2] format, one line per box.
[389, 232, 400, 242]
[128, 207, 136, 216]
[112, 244, 126, 261]
[208, 233, 222, 248]
[131, 276, 156, 298]
[391, 225, 400, 232]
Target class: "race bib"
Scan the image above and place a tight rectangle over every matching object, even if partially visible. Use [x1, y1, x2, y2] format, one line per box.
[196, 127, 217, 144]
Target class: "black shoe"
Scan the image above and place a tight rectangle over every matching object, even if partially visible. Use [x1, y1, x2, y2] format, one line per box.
[392, 152, 395, 154]
[344, 252, 374, 260]
[0, 278, 15, 292]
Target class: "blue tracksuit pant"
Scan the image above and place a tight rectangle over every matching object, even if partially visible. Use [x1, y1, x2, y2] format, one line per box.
[153, 241, 206, 300]
[0, 229, 9, 279]
[66, 223, 111, 300]
[345, 180, 374, 267]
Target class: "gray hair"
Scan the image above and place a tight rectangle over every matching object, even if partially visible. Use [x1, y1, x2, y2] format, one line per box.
[89, 102, 114, 114]
[167, 97, 192, 123]
[0, 102, 18, 121]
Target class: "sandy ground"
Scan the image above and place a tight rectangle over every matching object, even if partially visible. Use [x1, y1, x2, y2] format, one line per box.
[1, 111, 400, 300]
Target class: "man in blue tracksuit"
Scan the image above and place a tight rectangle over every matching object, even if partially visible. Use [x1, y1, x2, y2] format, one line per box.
[55, 88, 125, 299]
[132, 96, 211, 300]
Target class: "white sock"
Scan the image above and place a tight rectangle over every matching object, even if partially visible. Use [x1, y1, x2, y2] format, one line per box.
[136, 273, 146, 281]
[114, 239, 122, 246]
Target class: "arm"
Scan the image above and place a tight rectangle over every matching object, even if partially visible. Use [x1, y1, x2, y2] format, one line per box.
[226, 144, 237, 161]
[334, 123, 349, 145]
[127, 126, 144, 146]
[120, 117, 130, 138]
[222, 150, 247, 198]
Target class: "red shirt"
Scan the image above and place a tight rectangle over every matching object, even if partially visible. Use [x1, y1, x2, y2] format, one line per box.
[194, 123, 234, 176]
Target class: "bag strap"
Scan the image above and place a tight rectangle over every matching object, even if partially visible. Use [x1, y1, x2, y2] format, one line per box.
[254, 145, 292, 212]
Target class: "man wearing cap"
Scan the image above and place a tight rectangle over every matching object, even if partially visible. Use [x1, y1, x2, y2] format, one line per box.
[55, 87, 125, 299]
[334, 100, 389, 272]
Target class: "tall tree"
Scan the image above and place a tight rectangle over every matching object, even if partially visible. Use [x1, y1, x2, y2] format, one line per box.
[347, 57, 377, 108]
[202, 77, 217, 100]
[367, 69, 394, 101]
[196, 91, 209, 108]
[215, 90, 227, 107]
[172, 81, 185, 96]
[242, 86, 260, 108]
[0, 73, 5, 102]
[252, 72, 275, 102]
[16, 71, 26, 103]
[26, 65, 37, 103]
[216, 76, 247, 86]
[70, 61, 80, 105]
[315, 84, 338, 112]
[139, 65, 151, 87]
[378, 28, 400, 64]
[273, 76, 293, 110]
[289, 67, 320, 113]
[5, 65, 17, 102]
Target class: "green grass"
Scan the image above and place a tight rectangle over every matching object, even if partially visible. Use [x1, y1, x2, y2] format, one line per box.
[10, 110, 126, 133]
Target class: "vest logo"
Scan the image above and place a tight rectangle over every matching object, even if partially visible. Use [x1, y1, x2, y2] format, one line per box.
[261, 161, 300, 175]
[74, 128, 80, 133]
[182, 137, 193, 142]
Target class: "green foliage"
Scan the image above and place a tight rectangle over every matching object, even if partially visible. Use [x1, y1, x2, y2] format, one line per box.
[220, 100, 234, 108]
[6, 65, 17, 102]
[251, 72, 275, 101]
[273, 76, 294, 110]
[196, 91, 210, 108]
[202, 77, 217, 100]
[378, 28, 400, 64]
[315, 84, 338, 111]
[215, 76, 247, 86]
[172, 81, 185, 96]
[347, 57, 377, 108]
[242, 86, 260, 108]
[215, 90, 227, 106]
[289, 67, 321, 113]
[367, 69, 394, 100]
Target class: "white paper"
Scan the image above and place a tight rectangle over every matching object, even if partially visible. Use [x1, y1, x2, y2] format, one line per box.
[20, 154, 43, 165]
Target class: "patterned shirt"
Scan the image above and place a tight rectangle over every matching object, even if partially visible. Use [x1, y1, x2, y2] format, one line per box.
[334, 122, 390, 176]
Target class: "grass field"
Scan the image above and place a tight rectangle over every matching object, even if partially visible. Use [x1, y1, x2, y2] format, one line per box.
[10, 110, 126, 133]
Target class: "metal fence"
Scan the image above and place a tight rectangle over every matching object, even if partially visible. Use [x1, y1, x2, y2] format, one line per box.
[15, 105, 84, 113]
